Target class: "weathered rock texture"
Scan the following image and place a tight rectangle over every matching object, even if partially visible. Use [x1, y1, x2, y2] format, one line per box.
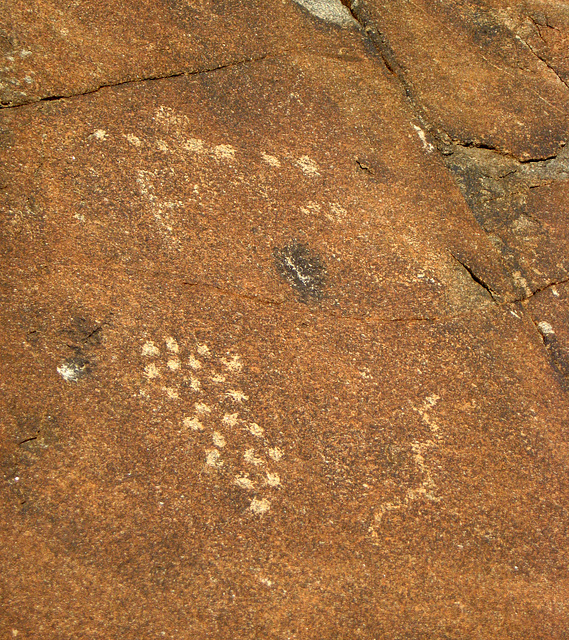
[1, 1, 569, 638]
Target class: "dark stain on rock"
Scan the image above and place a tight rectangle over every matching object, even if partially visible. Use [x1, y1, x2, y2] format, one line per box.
[62, 315, 105, 350]
[16, 414, 60, 453]
[54, 315, 107, 382]
[274, 242, 326, 302]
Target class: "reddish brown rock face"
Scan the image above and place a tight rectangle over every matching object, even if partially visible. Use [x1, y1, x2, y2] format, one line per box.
[2, 1, 569, 638]
[348, 0, 569, 160]
[0, 0, 359, 107]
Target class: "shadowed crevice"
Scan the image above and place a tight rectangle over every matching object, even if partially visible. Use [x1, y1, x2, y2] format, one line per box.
[450, 252, 497, 300]
[339, 0, 398, 76]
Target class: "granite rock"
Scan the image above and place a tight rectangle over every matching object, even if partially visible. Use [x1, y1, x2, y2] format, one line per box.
[2, 1, 569, 638]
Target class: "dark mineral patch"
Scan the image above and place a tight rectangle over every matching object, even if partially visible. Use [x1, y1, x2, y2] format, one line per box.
[274, 242, 326, 302]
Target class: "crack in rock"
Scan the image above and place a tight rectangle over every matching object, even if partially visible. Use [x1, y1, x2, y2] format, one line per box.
[514, 31, 569, 90]
[441, 143, 569, 229]
[515, 278, 569, 304]
[0, 54, 272, 109]
[182, 281, 283, 307]
[340, 0, 400, 76]
[440, 143, 569, 293]
[450, 253, 497, 301]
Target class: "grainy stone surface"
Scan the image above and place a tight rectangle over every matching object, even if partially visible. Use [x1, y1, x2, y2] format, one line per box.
[349, 0, 569, 160]
[2, 1, 569, 638]
[442, 144, 569, 294]
[0, 0, 361, 107]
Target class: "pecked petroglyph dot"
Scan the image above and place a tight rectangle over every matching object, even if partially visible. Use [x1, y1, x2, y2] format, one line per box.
[124, 133, 142, 147]
[244, 449, 264, 466]
[167, 358, 180, 371]
[144, 363, 161, 379]
[188, 375, 201, 391]
[165, 337, 179, 353]
[197, 343, 210, 357]
[182, 138, 205, 153]
[195, 402, 211, 415]
[250, 497, 271, 514]
[235, 476, 255, 490]
[91, 129, 108, 141]
[188, 355, 201, 370]
[142, 341, 160, 356]
[221, 354, 242, 372]
[213, 431, 226, 447]
[259, 577, 273, 587]
[212, 144, 236, 160]
[295, 154, 320, 176]
[274, 242, 326, 302]
[268, 447, 284, 462]
[248, 423, 264, 437]
[300, 201, 322, 217]
[223, 413, 239, 427]
[328, 202, 347, 222]
[206, 449, 223, 467]
[425, 394, 440, 407]
[183, 416, 204, 431]
[226, 389, 248, 402]
[211, 373, 226, 383]
[261, 151, 281, 167]
[265, 472, 281, 487]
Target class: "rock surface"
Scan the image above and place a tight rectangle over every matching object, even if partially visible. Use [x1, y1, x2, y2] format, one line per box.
[1, 1, 569, 638]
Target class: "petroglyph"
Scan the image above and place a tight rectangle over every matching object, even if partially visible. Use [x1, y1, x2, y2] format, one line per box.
[369, 395, 445, 537]
[140, 336, 284, 512]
